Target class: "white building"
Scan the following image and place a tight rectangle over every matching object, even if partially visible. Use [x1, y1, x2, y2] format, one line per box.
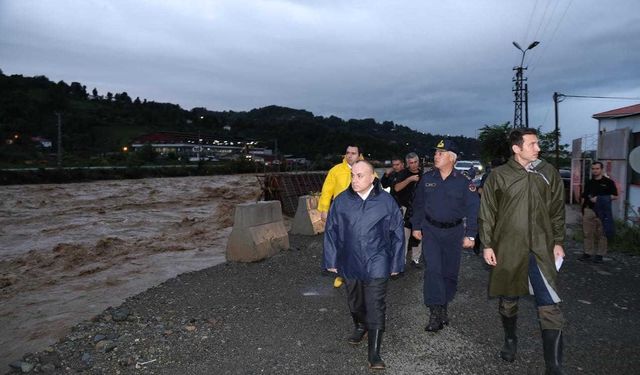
[592, 103, 640, 221]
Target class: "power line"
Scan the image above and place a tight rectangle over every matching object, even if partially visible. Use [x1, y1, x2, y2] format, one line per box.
[532, 0, 554, 42]
[523, 0, 540, 45]
[537, 0, 561, 43]
[556, 94, 640, 101]
[530, 0, 574, 73]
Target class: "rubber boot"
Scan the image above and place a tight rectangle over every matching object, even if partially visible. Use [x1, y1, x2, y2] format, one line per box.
[440, 303, 449, 326]
[347, 314, 367, 345]
[499, 315, 518, 362]
[425, 305, 443, 332]
[367, 329, 385, 370]
[542, 329, 564, 375]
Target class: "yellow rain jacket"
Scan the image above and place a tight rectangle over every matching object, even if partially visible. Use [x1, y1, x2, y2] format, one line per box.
[318, 157, 354, 213]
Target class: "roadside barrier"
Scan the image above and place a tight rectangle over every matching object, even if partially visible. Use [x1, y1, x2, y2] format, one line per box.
[226, 201, 289, 262]
[256, 172, 326, 216]
[290, 195, 325, 235]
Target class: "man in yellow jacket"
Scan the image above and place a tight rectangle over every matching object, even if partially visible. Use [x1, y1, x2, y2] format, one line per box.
[319, 144, 363, 288]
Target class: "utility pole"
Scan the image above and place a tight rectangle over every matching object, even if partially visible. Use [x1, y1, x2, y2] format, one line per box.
[56, 112, 62, 167]
[512, 41, 539, 128]
[512, 65, 526, 127]
[553, 92, 562, 168]
[525, 83, 529, 127]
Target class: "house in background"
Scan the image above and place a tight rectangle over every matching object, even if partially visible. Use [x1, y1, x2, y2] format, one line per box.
[592, 103, 640, 221]
[130, 132, 271, 161]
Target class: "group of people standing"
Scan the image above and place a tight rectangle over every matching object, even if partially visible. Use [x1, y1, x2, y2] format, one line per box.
[319, 128, 570, 374]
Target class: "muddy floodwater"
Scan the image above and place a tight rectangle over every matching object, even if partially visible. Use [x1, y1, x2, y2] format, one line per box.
[0, 175, 262, 369]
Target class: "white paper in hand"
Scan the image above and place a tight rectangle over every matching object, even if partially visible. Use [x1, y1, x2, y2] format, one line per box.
[555, 256, 564, 271]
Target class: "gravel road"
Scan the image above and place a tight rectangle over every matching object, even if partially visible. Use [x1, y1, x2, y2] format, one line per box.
[6, 226, 640, 374]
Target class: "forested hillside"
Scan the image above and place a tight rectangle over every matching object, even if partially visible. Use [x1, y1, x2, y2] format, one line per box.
[0, 70, 479, 167]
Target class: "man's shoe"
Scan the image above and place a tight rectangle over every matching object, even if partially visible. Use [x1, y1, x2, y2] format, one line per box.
[577, 253, 591, 262]
[333, 276, 344, 288]
[347, 323, 367, 345]
[425, 306, 444, 332]
[410, 260, 423, 269]
[593, 255, 604, 264]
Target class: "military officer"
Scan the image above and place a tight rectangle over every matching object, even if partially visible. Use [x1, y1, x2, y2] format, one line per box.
[411, 139, 480, 332]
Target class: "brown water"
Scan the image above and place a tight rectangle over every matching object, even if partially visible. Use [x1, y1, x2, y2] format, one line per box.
[0, 175, 262, 368]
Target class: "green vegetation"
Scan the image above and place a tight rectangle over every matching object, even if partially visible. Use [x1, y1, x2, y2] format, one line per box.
[571, 220, 640, 255]
[477, 123, 570, 167]
[0, 70, 480, 174]
[610, 220, 640, 254]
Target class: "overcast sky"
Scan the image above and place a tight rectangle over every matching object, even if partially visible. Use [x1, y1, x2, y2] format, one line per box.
[1, 0, 639, 147]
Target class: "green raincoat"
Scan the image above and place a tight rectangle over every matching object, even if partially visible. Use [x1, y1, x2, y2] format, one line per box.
[479, 157, 565, 297]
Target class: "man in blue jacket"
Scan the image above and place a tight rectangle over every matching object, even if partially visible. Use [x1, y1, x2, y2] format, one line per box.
[323, 160, 405, 370]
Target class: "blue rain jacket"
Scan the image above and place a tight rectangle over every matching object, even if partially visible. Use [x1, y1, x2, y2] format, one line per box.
[322, 180, 405, 280]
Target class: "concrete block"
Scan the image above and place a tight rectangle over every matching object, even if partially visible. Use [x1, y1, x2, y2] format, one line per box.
[290, 195, 325, 235]
[226, 201, 289, 262]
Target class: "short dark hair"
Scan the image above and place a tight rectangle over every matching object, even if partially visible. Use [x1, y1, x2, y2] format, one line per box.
[592, 161, 604, 168]
[509, 128, 538, 147]
[346, 144, 362, 155]
[353, 160, 374, 173]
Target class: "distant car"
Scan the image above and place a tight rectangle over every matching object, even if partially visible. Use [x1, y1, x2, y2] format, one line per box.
[454, 161, 475, 172]
[455, 160, 484, 177]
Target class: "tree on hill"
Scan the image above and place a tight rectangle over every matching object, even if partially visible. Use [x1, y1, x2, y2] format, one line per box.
[0, 71, 480, 166]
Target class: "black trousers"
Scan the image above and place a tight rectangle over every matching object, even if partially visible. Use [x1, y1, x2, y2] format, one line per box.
[345, 278, 389, 331]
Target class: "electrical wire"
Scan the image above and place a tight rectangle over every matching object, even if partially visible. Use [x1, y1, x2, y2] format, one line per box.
[530, 0, 574, 73]
[523, 0, 539, 47]
[556, 94, 640, 100]
[536, 0, 561, 44]
[532, 0, 554, 42]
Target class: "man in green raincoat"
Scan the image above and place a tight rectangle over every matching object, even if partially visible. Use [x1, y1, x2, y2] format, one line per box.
[479, 128, 566, 375]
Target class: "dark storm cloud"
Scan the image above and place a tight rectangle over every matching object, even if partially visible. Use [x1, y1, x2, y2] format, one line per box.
[1, 0, 639, 145]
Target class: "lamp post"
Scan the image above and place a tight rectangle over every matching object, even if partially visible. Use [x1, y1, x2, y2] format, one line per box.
[512, 41, 540, 128]
[552, 92, 566, 168]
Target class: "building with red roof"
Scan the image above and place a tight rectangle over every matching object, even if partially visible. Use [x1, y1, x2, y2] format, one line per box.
[591, 103, 640, 222]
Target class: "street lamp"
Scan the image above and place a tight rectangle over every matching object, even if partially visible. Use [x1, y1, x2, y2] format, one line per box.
[513, 41, 539, 67]
[512, 41, 540, 128]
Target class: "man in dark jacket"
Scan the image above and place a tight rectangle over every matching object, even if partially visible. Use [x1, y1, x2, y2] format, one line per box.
[411, 140, 479, 332]
[479, 128, 566, 374]
[380, 156, 405, 204]
[395, 152, 424, 267]
[323, 160, 405, 370]
[579, 161, 618, 263]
